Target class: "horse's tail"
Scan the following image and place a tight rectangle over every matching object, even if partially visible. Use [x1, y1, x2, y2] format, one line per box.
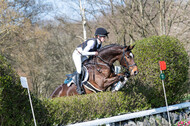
[48, 84, 63, 99]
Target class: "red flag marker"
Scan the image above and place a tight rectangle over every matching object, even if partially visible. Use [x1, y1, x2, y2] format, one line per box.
[159, 61, 171, 126]
[159, 61, 166, 71]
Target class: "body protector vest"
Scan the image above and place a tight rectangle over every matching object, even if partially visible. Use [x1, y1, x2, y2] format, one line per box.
[77, 38, 101, 52]
[77, 38, 101, 63]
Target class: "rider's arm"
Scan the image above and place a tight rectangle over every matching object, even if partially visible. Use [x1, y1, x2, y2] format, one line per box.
[81, 40, 97, 56]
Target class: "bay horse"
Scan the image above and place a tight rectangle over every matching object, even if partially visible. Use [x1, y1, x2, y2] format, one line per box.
[50, 44, 138, 98]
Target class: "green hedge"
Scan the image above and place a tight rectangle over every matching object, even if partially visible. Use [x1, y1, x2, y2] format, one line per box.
[130, 35, 189, 107]
[46, 91, 151, 125]
[0, 55, 52, 126]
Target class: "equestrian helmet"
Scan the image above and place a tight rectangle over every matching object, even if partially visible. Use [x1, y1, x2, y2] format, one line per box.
[95, 27, 109, 37]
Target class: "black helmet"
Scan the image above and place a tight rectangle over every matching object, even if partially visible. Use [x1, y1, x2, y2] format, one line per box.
[95, 27, 109, 37]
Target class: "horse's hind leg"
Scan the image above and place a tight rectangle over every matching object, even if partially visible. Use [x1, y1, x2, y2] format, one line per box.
[49, 85, 63, 98]
[58, 84, 79, 96]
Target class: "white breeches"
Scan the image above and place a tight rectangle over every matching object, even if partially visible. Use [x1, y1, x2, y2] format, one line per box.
[72, 50, 82, 74]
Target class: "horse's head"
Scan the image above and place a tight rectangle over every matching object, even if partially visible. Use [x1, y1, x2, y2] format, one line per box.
[97, 44, 138, 76]
[119, 45, 138, 76]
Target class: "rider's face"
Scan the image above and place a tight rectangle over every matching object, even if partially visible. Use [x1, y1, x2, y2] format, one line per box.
[98, 36, 106, 42]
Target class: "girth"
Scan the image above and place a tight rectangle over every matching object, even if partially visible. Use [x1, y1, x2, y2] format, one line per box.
[83, 81, 103, 93]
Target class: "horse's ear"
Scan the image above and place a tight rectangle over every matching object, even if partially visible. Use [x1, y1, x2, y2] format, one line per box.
[130, 45, 135, 50]
[125, 45, 135, 51]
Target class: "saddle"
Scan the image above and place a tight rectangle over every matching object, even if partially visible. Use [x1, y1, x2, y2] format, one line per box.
[64, 65, 104, 93]
[64, 66, 89, 87]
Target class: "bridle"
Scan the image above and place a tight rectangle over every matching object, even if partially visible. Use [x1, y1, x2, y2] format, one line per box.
[96, 48, 137, 74]
[120, 49, 137, 73]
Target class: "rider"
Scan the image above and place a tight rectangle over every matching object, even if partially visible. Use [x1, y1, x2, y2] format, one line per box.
[72, 27, 109, 94]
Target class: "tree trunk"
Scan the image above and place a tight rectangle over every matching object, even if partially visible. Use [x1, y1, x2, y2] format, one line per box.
[159, 0, 166, 35]
[80, 0, 87, 41]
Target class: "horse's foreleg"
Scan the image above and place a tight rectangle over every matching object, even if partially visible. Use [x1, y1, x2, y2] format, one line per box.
[102, 75, 121, 88]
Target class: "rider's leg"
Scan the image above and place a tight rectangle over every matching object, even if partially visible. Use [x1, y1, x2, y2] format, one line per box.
[72, 50, 85, 94]
[75, 72, 85, 94]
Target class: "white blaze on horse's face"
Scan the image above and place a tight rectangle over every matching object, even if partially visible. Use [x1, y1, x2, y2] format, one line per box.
[126, 52, 138, 76]
[129, 53, 134, 58]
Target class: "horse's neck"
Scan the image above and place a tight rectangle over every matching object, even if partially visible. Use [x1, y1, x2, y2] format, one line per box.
[83, 53, 118, 66]
[83, 46, 122, 65]
[98, 48, 122, 64]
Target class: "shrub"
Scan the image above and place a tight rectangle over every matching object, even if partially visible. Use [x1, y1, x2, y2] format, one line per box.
[131, 35, 189, 107]
[47, 91, 151, 125]
[0, 55, 52, 126]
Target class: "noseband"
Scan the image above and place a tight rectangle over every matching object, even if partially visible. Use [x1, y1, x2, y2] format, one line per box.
[120, 49, 137, 73]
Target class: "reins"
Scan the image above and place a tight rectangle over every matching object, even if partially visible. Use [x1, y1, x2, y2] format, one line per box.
[97, 56, 110, 67]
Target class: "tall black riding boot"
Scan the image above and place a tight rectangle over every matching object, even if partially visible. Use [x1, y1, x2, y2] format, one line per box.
[76, 73, 84, 94]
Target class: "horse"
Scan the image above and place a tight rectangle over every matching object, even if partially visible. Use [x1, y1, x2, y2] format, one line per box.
[50, 44, 138, 98]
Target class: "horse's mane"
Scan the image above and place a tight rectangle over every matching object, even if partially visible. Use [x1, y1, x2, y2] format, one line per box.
[84, 44, 126, 65]
[98, 44, 123, 52]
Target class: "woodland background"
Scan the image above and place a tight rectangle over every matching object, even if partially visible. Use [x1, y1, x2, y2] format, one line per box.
[0, 0, 189, 98]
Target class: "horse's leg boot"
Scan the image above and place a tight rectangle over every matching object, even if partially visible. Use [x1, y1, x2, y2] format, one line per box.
[76, 73, 85, 95]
